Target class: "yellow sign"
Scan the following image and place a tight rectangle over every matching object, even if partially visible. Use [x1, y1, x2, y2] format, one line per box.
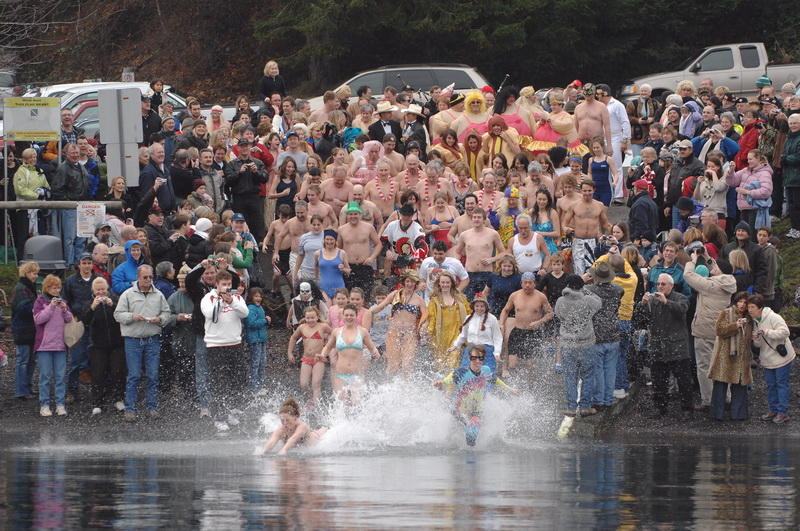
[6, 131, 60, 141]
[4, 97, 62, 141]
[4, 97, 60, 108]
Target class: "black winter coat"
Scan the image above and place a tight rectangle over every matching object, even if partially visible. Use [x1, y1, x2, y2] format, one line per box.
[87, 299, 123, 348]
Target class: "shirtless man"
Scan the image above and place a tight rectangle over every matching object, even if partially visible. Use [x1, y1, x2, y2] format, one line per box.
[453, 207, 505, 298]
[297, 166, 324, 200]
[499, 272, 554, 372]
[364, 158, 399, 221]
[395, 154, 424, 201]
[415, 159, 454, 210]
[262, 203, 292, 291]
[308, 90, 338, 123]
[429, 93, 465, 141]
[272, 200, 311, 287]
[474, 170, 504, 217]
[338, 202, 381, 299]
[524, 161, 555, 207]
[320, 166, 353, 213]
[556, 174, 581, 220]
[561, 179, 610, 275]
[447, 193, 479, 250]
[338, 184, 382, 228]
[382, 134, 406, 175]
[574, 84, 612, 153]
[305, 184, 339, 228]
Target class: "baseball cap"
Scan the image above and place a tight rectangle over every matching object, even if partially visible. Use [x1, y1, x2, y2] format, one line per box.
[285, 131, 299, 139]
[148, 205, 164, 215]
[676, 139, 693, 149]
[79, 252, 93, 262]
[231, 213, 246, 222]
[633, 179, 650, 190]
[237, 137, 251, 145]
[194, 218, 212, 232]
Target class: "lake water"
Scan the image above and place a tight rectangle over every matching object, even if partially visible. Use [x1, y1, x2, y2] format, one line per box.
[2, 436, 799, 529]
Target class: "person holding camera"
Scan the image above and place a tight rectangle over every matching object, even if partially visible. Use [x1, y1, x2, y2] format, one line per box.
[225, 137, 268, 242]
[748, 293, 795, 424]
[633, 273, 694, 419]
[628, 179, 659, 241]
[709, 292, 753, 421]
[692, 155, 729, 229]
[86, 277, 125, 416]
[684, 250, 737, 410]
[200, 270, 249, 427]
[690, 123, 740, 164]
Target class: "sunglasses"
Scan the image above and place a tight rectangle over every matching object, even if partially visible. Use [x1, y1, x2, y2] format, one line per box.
[469, 355, 485, 361]
[299, 290, 311, 294]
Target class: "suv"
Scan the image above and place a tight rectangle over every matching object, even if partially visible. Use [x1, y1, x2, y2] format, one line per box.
[307, 64, 490, 111]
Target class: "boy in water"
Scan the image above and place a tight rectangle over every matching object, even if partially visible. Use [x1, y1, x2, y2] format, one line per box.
[434, 344, 518, 446]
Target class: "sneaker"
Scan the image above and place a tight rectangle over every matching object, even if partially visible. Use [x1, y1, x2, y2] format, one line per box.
[56, 405, 67, 416]
[40, 406, 52, 417]
[199, 408, 211, 418]
[214, 421, 230, 431]
[123, 412, 136, 422]
[613, 389, 627, 399]
[91, 407, 102, 416]
[773, 414, 790, 424]
[115, 401, 126, 412]
[760, 412, 777, 421]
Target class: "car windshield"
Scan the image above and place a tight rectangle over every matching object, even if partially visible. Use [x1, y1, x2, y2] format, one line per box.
[674, 52, 700, 71]
[0, 73, 14, 86]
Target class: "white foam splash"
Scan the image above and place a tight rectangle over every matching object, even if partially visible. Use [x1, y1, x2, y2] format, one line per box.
[255, 374, 563, 455]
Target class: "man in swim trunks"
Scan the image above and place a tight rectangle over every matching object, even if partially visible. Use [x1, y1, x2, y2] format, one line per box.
[453, 207, 505, 299]
[499, 271, 554, 373]
[272, 200, 310, 287]
[561, 179, 609, 276]
[338, 202, 381, 300]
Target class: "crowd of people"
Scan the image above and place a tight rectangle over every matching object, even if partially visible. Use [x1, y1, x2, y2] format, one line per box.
[5, 61, 800, 437]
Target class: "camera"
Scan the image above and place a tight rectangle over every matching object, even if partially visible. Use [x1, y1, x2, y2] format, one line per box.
[53, 297, 62, 303]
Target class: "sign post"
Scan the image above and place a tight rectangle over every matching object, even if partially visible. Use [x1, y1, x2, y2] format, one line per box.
[3, 97, 61, 264]
[99, 87, 143, 187]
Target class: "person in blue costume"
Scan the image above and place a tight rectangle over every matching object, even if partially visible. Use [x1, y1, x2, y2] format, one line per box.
[587, 137, 619, 207]
[434, 344, 518, 446]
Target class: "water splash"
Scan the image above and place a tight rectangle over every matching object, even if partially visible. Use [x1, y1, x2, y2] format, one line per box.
[255, 372, 565, 455]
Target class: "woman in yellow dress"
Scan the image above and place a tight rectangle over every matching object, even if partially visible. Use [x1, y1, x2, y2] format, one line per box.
[426, 271, 471, 372]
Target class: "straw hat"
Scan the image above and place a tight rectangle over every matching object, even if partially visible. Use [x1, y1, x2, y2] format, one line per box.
[374, 101, 398, 115]
[402, 103, 425, 118]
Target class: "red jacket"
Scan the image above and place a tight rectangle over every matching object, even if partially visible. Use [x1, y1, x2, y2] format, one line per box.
[92, 263, 111, 284]
[733, 121, 762, 170]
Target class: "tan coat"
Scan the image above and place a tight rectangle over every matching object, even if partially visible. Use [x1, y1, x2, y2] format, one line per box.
[709, 307, 753, 385]
[684, 262, 737, 339]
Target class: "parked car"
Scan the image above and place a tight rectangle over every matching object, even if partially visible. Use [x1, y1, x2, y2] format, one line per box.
[0, 70, 20, 119]
[307, 64, 491, 111]
[619, 42, 800, 101]
[24, 81, 241, 121]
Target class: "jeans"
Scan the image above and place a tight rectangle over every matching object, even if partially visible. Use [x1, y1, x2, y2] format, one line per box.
[195, 335, 209, 408]
[787, 186, 800, 230]
[711, 380, 748, 420]
[615, 321, 631, 391]
[671, 205, 681, 230]
[124, 336, 161, 413]
[67, 331, 90, 391]
[37, 350, 67, 407]
[249, 342, 267, 393]
[14, 344, 36, 398]
[459, 344, 496, 371]
[764, 362, 792, 415]
[53, 209, 86, 266]
[563, 347, 595, 411]
[593, 342, 619, 406]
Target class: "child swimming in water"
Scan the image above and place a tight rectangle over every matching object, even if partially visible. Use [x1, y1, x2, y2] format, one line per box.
[434, 344, 518, 446]
[261, 398, 327, 455]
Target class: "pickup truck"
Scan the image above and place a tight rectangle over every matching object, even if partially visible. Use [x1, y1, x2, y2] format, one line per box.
[619, 42, 800, 101]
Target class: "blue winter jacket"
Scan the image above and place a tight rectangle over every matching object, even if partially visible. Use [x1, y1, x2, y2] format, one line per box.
[111, 240, 145, 295]
[244, 303, 268, 344]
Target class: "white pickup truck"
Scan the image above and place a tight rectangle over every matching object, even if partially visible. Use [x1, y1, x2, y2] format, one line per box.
[619, 42, 800, 100]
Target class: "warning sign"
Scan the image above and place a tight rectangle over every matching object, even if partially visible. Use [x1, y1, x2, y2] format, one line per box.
[77, 202, 106, 237]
